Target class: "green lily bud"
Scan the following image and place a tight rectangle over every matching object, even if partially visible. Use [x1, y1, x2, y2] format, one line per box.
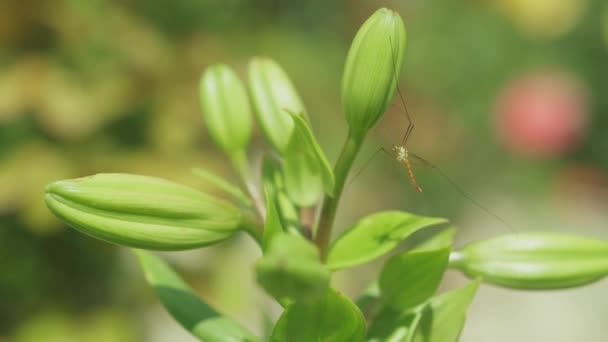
[248, 57, 306, 152]
[45, 173, 251, 250]
[451, 232, 608, 289]
[200, 64, 252, 158]
[342, 8, 407, 141]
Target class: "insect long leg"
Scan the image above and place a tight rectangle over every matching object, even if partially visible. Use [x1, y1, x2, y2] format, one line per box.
[345, 147, 394, 189]
[408, 152, 514, 232]
[388, 36, 414, 146]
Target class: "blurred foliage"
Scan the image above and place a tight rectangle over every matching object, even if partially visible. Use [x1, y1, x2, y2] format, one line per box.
[1, 0, 607, 340]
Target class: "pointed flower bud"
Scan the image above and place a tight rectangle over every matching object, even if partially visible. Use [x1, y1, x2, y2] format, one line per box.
[200, 64, 252, 158]
[451, 232, 608, 289]
[342, 8, 407, 141]
[248, 57, 307, 152]
[45, 174, 253, 250]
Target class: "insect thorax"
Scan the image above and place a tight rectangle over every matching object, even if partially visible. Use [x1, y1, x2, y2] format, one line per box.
[391, 145, 408, 161]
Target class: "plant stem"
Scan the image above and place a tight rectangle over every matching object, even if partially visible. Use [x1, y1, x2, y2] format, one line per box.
[315, 130, 362, 260]
[240, 208, 263, 245]
[300, 207, 315, 240]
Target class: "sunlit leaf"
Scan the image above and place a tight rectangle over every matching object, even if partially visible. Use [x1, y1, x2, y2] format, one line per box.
[366, 308, 420, 342]
[135, 250, 259, 342]
[412, 280, 480, 342]
[270, 288, 366, 342]
[414, 226, 457, 251]
[288, 112, 334, 196]
[256, 234, 330, 303]
[379, 247, 450, 310]
[262, 185, 284, 251]
[283, 112, 335, 207]
[327, 211, 447, 270]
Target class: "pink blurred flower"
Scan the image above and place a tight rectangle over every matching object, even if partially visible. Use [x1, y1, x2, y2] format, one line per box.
[494, 71, 589, 158]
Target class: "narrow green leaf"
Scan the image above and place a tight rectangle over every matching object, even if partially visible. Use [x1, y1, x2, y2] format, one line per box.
[282, 112, 335, 207]
[192, 167, 251, 207]
[355, 282, 380, 315]
[262, 155, 284, 195]
[270, 288, 367, 342]
[379, 247, 450, 310]
[451, 232, 608, 289]
[412, 280, 480, 342]
[277, 191, 301, 235]
[134, 250, 259, 342]
[262, 185, 284, 251]
[256, 234, 330, 303]
[327, 211, 447, 270]
[261, 156, 300, 234]
[283, 146, 324, 207]
[366, 308, 420, 342]
[287, 112, 335, 196]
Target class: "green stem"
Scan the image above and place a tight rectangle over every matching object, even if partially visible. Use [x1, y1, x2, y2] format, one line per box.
[315, 130, 362, 260]
[240, 208, 263, 246]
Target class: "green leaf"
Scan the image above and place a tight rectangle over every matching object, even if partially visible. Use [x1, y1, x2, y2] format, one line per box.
[270, 288, 366, 342]
[379, 247, 450, 310]
[135, 250, 258, 342]
[262, 185, 284, 251]
[192, 167, 251, 207]
[412, 280, 480, 342]
[262, 155, 284, 195]
[283, 147, 324, 207]
[415, 226, 457, 251]
[366, 308, 420, 342]
[355, 282, 380, 315]
[262, 155, 300, 234]
[451, 232, 608, 289]
[288, 112, 335, 196]
[283, 112, 335, 207]
[327, 211, 447, 270]
[256, 234, 330, 303]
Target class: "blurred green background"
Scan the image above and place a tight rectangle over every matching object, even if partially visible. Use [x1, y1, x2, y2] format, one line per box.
[1, 0, 607, 341]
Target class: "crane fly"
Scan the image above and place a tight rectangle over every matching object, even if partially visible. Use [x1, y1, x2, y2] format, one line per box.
[390, 145, 422, 193]
[384, 36, 422, 193]
[368, 37, 514, 231]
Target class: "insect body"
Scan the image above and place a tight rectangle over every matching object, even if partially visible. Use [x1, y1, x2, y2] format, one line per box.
[391, 145, 422, 193]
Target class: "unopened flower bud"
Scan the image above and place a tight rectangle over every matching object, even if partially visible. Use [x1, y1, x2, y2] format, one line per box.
[45, 173, 248, 250]
[248, 57, 306, 152]
[200, 64, 252, 158]
[342, 8, 407, 141]
[451, 232, 608, 289]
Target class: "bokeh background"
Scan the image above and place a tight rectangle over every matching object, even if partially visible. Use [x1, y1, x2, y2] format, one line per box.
[1, 0, 608, 341]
